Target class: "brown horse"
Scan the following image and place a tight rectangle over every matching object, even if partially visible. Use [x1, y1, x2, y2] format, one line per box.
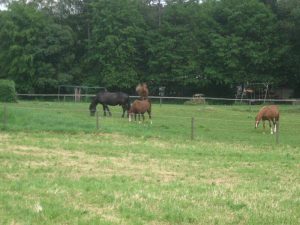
[255, 105, 279, 134]
[128, 99, 152, 123]
[136, 83, 149, 100]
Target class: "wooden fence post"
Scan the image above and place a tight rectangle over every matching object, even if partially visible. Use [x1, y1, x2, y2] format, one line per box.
[191, 117, 195, 140]
[3, 104, 7, 129]
[249, 100, 252, 112]
[96, 111, 99, 130]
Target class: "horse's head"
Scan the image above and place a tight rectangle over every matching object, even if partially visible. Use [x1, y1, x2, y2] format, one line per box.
[136, 83, 149, 99]
[89, 102, 96, 116]
[255, 116, 260, 128]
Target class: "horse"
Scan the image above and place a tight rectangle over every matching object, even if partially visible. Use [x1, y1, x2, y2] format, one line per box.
[89, 91, 130, 117]
[128, 99, 152, 123]
[255, 105, 279, 134]
[136, 83, 149, 100]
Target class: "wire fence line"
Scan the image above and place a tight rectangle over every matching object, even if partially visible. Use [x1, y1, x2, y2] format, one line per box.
[0, 105, 291, 145]
[1, 103, 298, 130]
[15, 93, 300, 103]
[1, 100, 299, 145]
[2, 100, 300, 127]
[1, 103, 300, 124]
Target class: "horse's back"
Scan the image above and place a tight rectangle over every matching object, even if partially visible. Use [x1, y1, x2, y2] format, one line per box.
[130, 99, 150, 113]
[261, 105, 279, 119]
[97, 91, 129, 105]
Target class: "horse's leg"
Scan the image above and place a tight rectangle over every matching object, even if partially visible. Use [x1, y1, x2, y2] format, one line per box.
[147, 109, 151, 119]
[102, 104, 106, 116]
[263, 120, 266, 131]
[142, 113, 145, 122]
[269, 120, 273, 134]
[147, 107, 152, 124]
[126, 99, 130, 118]
[121, 105, 126, 118]
[106, 105, 112, 116]
[138, 114, 141, 124]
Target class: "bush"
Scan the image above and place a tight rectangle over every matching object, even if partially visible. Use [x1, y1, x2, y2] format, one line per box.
[0, 79, 17, 102]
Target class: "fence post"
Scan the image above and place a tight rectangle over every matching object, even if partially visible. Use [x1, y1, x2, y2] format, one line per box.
[276, 120, 279, 144]
[3, 104, 7, 129]
[191, 117, 195, 140]
[96, 111, 99, 130]
[248, 100, 252, 112]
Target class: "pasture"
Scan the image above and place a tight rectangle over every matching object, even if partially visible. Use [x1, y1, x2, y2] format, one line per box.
[0, 101, 299, 224]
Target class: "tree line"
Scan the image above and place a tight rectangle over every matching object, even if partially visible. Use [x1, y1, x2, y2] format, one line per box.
[0, 0, 299, 97]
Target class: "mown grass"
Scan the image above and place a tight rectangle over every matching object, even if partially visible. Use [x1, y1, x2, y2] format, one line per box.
[0, 101, 299, 225]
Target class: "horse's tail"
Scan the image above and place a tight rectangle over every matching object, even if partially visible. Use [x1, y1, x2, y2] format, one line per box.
[146, 98, 151, 113]
[147, 98, 152, 119]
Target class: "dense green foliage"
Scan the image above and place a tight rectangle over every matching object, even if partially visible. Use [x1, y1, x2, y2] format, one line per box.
[0, 79, 17, 102]
[0, 0, 299, 96]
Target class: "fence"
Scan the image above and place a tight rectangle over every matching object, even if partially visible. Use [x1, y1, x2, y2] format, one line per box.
[16, 93, 300, 105]
[2, 97, 300, 146]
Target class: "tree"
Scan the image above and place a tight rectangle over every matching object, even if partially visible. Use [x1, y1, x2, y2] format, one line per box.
[207, 0, 281, 85]
[0, 2, 75, 93]
[84, 0, 147, 89]
[276, 0, 300, 94]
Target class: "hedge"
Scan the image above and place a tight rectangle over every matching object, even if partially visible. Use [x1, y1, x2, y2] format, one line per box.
[0, 79, 17, 102]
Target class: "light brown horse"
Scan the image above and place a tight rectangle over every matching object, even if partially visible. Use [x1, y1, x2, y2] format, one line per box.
[255, 105, 279, 134]
[136, 83, 149, 100]
[128, 99, 152, 123]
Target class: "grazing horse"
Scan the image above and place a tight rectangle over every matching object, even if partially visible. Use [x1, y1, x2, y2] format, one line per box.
[136, 83, 149, 100]
[128, 99, 152, 123]
[89, 91, 130, 117]
[255, 105, 279, 134]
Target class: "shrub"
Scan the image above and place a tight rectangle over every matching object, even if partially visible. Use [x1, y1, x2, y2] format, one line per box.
[0, 79, 17, 102]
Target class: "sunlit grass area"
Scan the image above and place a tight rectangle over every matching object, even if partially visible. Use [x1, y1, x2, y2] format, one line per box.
[0, 101, 299, 224]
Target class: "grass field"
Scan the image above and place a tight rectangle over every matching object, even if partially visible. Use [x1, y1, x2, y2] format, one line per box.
[0, 101, 299, 224]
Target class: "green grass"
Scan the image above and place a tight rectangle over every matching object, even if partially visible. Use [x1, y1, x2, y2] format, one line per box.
[0, 101, 299, 224]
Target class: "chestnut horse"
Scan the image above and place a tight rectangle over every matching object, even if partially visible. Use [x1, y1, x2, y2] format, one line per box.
[255, 105, 279, 134]
[128, 99, 152, 123]
[136, 83, 149, 100]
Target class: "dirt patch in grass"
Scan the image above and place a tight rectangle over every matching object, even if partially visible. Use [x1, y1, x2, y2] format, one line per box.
[0, 141, 184, 183]
[0, 132, 247, 187]
[0, 133, 10, 140]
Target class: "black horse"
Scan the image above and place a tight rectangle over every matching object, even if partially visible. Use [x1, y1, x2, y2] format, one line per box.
[89, 91, 130, 117]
